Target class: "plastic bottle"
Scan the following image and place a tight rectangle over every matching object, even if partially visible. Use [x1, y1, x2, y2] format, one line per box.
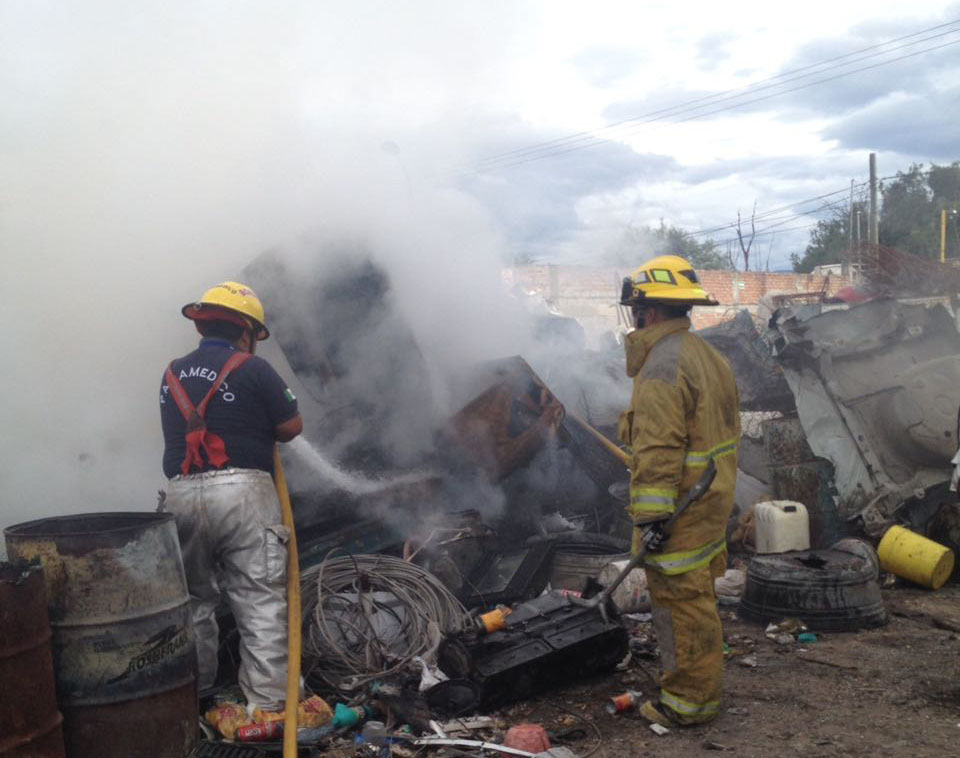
[361, 720, 387, 746]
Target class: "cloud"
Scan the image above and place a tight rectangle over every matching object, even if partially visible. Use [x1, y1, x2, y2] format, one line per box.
[758, 14, 960, 117]
[697, 32, 733, 69]
[824, 88, 960, 161]
[570, 46, 652, 88]
[0, 1, 530, 538]
[458, 131, 678, 259]
[601, 15, 959, 127]
[600, 87, 720, 125]
[678, 153, 867, 186]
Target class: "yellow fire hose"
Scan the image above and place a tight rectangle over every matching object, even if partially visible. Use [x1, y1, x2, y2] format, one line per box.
[272, 446, 301, 758]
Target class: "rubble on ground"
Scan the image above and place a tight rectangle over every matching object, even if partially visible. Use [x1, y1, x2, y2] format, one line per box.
[190, 251, 960, 756]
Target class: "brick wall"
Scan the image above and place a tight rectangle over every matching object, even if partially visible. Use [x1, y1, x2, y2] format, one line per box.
[503, 265, 851, 337]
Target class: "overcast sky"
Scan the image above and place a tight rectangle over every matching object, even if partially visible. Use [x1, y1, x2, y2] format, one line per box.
[1, 1, 958, 534]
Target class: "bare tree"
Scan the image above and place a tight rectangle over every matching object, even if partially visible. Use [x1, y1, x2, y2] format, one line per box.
[761, 232, 776, 272]
[726, 240, 740, 271]
[735, 201, 757, 272]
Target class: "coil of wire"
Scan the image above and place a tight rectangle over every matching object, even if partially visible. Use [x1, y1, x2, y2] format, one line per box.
[301, 552, 472, 690]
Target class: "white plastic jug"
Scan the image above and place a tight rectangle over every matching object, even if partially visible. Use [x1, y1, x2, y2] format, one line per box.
[754, 500, 810, 553]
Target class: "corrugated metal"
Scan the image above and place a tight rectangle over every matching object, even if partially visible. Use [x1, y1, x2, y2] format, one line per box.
[4, 513, 197, 758]
[0, 561, 66, 758]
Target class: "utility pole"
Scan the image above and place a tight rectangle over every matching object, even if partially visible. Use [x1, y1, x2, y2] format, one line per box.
[943, 207, 958, 262]
[844, 179, 854, 277]
[942, 208, 948, 263]
[868, 153, 879, 245]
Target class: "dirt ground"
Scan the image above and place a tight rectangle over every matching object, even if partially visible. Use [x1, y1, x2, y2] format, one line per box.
[496, 584, 960, 758]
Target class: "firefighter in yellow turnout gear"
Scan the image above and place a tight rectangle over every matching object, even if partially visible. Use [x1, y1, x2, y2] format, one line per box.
[617, 255, 740, 726]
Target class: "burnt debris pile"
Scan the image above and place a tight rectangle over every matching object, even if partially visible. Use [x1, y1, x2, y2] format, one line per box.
[158, 246, 960, 753]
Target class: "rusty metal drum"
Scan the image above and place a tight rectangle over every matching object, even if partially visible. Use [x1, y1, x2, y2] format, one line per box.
[0, 561, 66, 758]
[4, 513, 197, 758]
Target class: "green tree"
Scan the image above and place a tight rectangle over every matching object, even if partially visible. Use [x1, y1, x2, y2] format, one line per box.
[792, 161, 960, 270]
[606, 221, 732, 270]
[791, 202, 866, 273]
[928, 163, 960, 260]
[879, 164, 934, 256]
[879, 162, 960, 258]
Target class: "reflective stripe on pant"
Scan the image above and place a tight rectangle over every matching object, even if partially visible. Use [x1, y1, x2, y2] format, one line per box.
[645, 551, 726, 724]
[163, 467, 289, 710]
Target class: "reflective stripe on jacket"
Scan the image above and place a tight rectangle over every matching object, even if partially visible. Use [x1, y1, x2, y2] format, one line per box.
[618, 317, 740, 573]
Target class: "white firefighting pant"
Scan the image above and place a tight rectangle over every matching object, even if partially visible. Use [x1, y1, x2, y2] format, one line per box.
[162, 468, 290, 710]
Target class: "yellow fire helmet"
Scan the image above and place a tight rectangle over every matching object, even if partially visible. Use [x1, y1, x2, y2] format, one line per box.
[181, 281, 270, 340]
[620, 254, 719, 307]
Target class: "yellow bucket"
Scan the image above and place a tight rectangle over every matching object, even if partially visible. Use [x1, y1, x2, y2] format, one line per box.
[877, 525, 955, 590]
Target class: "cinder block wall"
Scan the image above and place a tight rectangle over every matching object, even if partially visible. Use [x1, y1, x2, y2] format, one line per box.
[503, 265, 851, 338]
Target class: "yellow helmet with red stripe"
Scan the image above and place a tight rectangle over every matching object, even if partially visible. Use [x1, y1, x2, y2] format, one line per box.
[181, 281, 269, 340]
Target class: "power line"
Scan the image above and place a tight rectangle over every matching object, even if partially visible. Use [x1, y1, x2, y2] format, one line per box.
[479, 37, 960, 173]
[466, 23, 960, 171]
[455, 24, 960, 175]
[686, 171, 924, 242]
[710, 189, 875, 248]
[713, 222, 820, 248]
[464, 19, 960, 171]
[687, 183, 867, 237]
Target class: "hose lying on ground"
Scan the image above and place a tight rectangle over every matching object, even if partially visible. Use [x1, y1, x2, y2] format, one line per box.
[301, 552, 472, 691]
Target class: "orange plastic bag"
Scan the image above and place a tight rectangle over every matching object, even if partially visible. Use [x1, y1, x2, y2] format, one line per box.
[298, 695, 334, 728]
[205, 702, 253, 740]
[252, 695, 333, 729]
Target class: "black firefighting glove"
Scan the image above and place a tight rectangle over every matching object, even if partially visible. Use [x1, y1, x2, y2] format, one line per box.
[642, 520, 668, 553]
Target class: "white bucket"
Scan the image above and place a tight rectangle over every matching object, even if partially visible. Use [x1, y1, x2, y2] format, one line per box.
[754, 500, 810, 553]
[597, 560, 650, 613]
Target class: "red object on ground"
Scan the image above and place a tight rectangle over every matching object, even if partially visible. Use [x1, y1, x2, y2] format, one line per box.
[834, 285, 872, 303]
[504, 723, 551, 752]
[235, 720, 284, 741]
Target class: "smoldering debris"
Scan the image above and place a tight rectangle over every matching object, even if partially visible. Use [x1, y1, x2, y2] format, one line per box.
[765, 296, 960, 539]
[697, 310, 795, 414]
[241, 246, 633, 564]
[246, 247, 441, 471]
[190, 254, 960, 757]
[193, 246, 640, 719]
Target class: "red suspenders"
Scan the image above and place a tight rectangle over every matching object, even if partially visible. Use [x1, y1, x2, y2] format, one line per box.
[164, 352, 253, 476]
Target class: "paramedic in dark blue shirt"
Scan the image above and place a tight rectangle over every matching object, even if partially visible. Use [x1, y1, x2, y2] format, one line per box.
[159, 281, 301, 714]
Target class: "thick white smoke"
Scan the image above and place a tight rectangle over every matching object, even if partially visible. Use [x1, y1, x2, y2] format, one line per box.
[0, 2, 537, 544]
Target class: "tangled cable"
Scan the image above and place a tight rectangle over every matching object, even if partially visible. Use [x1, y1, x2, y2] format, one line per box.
[301, 552, 472, 691]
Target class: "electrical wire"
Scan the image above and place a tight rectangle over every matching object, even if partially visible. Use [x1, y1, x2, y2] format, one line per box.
[463, 20, 960, 172]
[571, 168, 929, 256]
[667, 170, 925, 249]
[476, 37, 960, 175]
[687, 183, 869, 238]
[301, 552, 472, 692]
[456, 22, 960, 175]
